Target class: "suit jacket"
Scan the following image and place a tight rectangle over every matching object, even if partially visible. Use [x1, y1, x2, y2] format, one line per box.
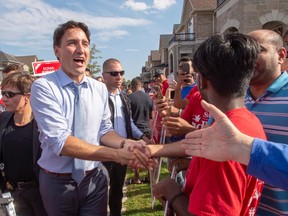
[0, 111, 41, 178]
[108, 92, 133, 139]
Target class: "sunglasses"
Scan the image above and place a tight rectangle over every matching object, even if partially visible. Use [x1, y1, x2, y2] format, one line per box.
[105, 71, 125, 77]
[1, 91, 23, 98]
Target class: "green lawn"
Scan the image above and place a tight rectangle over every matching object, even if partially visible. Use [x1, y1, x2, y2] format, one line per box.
[123, 164, 170, 216]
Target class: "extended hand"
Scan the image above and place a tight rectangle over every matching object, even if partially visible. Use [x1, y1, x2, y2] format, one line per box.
[123, 139, 153, 169]
[154, 98, 169, 117]
[162, 117, 196, 136]
[181, 100, 253, 164]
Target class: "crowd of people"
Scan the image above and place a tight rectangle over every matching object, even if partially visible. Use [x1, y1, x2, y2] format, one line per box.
[0, 19, 287, 216]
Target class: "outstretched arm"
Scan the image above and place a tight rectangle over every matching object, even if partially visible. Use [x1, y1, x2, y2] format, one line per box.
[181, 100, 288, 191]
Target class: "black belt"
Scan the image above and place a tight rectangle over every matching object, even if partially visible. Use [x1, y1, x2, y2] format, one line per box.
[6, 180, 38, 191]
[16, 181, 38, 189]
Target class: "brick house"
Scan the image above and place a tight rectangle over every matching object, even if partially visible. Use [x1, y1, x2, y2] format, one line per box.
[144, 0, 288, 78]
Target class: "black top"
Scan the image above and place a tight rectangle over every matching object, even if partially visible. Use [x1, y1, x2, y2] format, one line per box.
[128, 91, 153, 135]
[2, 117, 37, 184]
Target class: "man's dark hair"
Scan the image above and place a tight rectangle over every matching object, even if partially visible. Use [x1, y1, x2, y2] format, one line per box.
[103, 58, 121, 72]
[131, 77, 142, 90]
[193, 33, 260, 98]
[53, 20, 91, 47]
[178, 56, 192, 64]
[85, 67, 92, 76]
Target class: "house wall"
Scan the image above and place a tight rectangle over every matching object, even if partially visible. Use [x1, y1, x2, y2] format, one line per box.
[153, 0, 288, 80]
[216, 0, 288, 34]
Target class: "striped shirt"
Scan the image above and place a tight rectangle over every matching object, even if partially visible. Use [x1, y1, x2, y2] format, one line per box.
[245, 71, 288, 215]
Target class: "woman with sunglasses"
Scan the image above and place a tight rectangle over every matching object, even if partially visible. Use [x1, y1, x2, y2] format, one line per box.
[0, 72, 47, 215]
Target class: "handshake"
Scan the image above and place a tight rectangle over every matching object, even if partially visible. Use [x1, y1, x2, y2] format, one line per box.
[115, 139, 156, 170]
[115, 139, 185, 170]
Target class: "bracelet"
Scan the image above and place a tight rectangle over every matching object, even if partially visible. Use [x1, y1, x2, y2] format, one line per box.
[120, 140, 126, 148]
[168, 191, 186, 209]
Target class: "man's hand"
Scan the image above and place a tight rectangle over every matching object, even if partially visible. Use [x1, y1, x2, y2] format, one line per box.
[181, 100, 254, 165]
[142, 135, 154, 144]
[123, 139, 146, 150]
[176, 73, 193, 88]
[162, 116, 196, 136]
[154, 97, 169, 117]
[122, 139, 154, 169]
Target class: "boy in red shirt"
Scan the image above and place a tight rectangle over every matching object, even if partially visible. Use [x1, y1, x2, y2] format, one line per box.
[147, 32, 266, 215]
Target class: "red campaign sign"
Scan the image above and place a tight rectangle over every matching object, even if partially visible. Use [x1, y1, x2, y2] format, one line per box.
[32, 60, 61, 76]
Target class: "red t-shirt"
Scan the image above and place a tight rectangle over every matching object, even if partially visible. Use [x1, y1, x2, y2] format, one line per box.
[181, 90, 209, 129]
[183, 108, 266, 216]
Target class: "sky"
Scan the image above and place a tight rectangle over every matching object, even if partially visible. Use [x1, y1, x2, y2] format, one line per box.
[0, 0, 183, 81]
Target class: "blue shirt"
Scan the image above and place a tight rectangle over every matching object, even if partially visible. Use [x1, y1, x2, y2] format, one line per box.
[245, 71, 288, 215]
[247, 138, 288, 191]
[181, 83, 195, 99]
[31, 69, 113, 173]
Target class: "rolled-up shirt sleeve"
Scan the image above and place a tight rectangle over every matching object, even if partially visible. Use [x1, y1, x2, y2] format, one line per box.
[31, 77, 72, 156]
[247, 138, 288, 190]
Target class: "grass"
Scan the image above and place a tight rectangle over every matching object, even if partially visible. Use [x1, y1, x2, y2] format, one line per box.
[123, 162, 170, 216]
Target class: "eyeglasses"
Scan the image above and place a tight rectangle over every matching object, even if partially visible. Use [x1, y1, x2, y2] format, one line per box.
[1, 91, 23, 98]
[105, 71, 125, 77]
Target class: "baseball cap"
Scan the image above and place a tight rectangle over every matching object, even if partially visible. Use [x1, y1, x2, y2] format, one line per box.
[153, 69, 164, 77]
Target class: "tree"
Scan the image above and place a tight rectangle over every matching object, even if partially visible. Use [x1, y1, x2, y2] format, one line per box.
[87, 43, 102, 76]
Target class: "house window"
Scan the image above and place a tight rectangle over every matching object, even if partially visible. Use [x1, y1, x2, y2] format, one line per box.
[189, 18, 194, 33]
[188, 18, 195, 40]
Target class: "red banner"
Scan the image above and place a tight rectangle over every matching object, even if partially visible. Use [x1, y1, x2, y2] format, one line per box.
[32, 60, 60, 76]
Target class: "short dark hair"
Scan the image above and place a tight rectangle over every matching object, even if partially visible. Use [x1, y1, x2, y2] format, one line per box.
[178, 56, 192, 64]
[53, 20, 91, 47]
[102, 58, 121, 72]
[193, 33, 260, 98]
[85, 68, 92, 76]
[2, 64, 22, 74]
[131, 77, 142, 89]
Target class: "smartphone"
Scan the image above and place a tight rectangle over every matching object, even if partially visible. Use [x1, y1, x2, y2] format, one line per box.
[152, 85, 163, 99]
[181, 63, 190, 75]
[170, 90, 175, 99]
[165, 88, 175, 100]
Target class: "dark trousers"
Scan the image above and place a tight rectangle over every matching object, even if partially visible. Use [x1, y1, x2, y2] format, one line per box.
[12, 186, 47, 216]
[39, 164, 109, 216]
[103, 161, 127, 216]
